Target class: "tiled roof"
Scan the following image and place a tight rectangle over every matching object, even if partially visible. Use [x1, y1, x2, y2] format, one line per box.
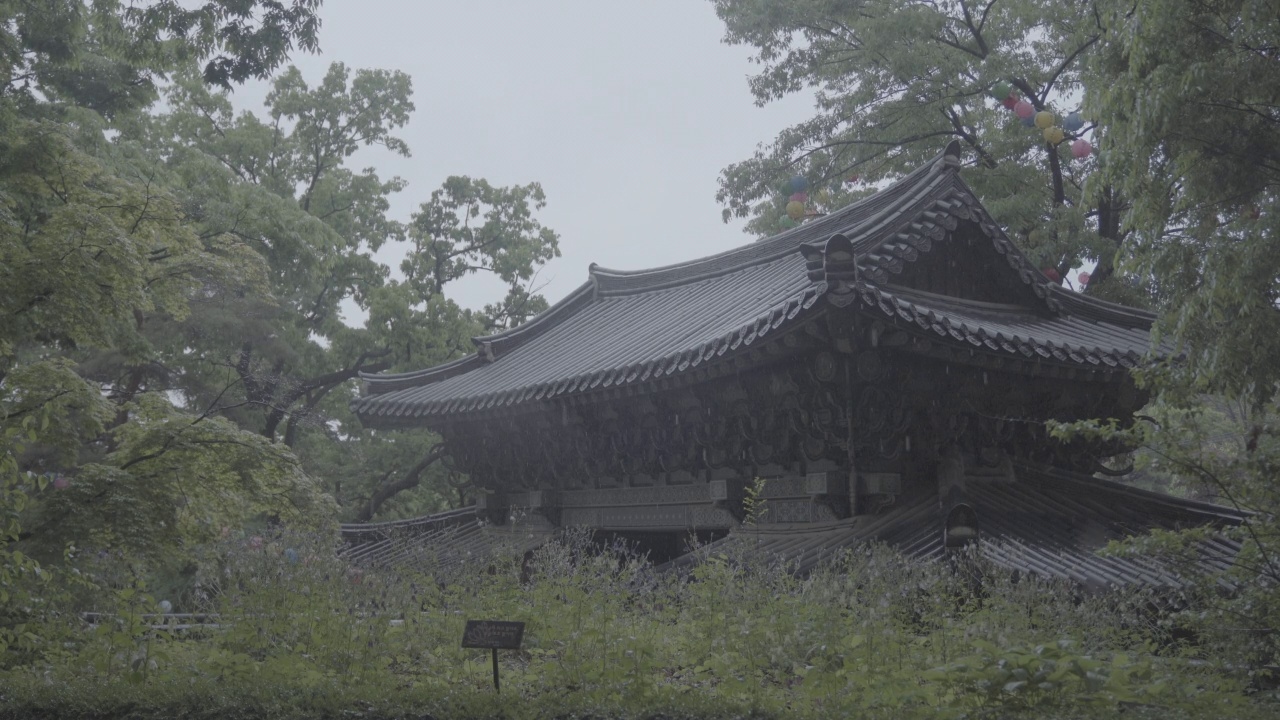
[865, 285, 1152, 368]
[339, 465, 1243, 589]
[354, 142, 1157, 425]
[663, 463, 1242, 589]
[339, 507, 549, 571]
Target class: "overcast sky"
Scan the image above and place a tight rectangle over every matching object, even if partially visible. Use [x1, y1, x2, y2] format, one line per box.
[234, 1, 815, 316]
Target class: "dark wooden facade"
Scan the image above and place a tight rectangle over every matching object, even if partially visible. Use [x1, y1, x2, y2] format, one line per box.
[350, 143, 1239, 585]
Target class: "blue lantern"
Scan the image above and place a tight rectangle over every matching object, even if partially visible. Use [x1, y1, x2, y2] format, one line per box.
[1063, 112, 1084, 132]
[1021, 115, 1036, 127]
[789, 175, 809, 194]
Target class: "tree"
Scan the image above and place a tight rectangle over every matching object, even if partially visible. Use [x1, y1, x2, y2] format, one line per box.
[3, 1, 322, 112]
[122, 66, 560, 521]
[1083, 0, 1280, 671]
[711, 0, 1136, 299]
[126, 64, 412, 450]
[1, 0, 329, 568]
[1090, 0, 1280, 399]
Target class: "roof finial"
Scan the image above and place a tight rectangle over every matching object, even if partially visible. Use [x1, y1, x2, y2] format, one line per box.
[822, 233, 859, 306]
[943, 140, 963, 169]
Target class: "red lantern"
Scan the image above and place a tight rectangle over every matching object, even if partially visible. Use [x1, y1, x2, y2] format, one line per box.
[789, 192, 808, 203]
[1014, 100, 1034, 119]
[1071, 139, 1092, 159]
[1041, 267, 1061, 284]
[52, 476, 69, 490]
[1078, 271, 1091, 285]
[1001, 94, 1019, 110]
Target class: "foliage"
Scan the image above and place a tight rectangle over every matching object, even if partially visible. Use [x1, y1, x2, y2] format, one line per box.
[2, 1, 322, 116]
[122, 62, 559, 520]
[2, 0, 562, 597]
[1078, 0, 1280, 692]
[1104, 399, 1280, 690]
[1, 534, 1272, 719]
[1089, 0, 1280, 402]
[710, 0, 1137, 299]
[0, 110, 331, 562]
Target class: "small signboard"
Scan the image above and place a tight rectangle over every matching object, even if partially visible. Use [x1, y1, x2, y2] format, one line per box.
[462, 620, 525, 692]
[461, 620, 525, 649]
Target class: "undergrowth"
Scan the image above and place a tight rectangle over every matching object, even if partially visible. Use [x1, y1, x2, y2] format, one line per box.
[0, 528, 1272, 719]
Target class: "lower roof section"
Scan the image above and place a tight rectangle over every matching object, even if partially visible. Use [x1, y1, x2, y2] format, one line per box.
[340, 508, 550, 572]
[340, 465, 1242, 589]
[663, 465, 1241, 589]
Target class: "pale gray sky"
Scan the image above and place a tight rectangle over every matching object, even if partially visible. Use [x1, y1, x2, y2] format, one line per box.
[235, 1, 815, 316]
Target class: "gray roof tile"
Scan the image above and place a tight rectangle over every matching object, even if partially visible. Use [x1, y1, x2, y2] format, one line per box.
[663, 463, 1243, 588]
[354, 143, 1157, 425]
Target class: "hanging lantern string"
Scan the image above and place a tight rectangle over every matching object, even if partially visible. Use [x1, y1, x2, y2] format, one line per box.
[993, 79, 1095, 156]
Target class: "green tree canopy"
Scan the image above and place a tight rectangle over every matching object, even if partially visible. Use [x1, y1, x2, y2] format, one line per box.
[712, 0, 1134, 298]
[1, 1, 329, 566]
[1090, 0, 1280, 401]
[2, 0, 563, 568]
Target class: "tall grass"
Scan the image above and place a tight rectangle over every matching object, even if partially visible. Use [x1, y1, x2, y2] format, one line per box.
[0, 528, 1270, 719]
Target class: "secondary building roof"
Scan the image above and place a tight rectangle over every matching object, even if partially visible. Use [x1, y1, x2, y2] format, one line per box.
[663, 463, 1243, 589]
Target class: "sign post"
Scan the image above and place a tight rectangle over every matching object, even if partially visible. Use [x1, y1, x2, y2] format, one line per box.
[461, 620, 525, 692]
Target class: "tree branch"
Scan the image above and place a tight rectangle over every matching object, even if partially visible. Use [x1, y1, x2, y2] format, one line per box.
[353, 444, 449, 522]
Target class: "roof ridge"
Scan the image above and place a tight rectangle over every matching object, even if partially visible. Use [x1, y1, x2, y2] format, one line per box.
[1048, 285, 1157, 329]
[880, 282, 1042, 314]
[588, 141, 963, 294]
[1013, 461, 1245, 521]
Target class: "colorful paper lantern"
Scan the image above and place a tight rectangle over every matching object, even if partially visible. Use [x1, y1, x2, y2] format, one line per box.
[52, 475, 69, 490]
[790, 192, 808, 203]
[1078, 271, 1091, 285]
[1071, 139, 1092, 158]
[1043, 126, 1065, 145]
[1001, 95, 1019, 110]
[158, 600, 172, 613]
[1021, 115, 1036, 127]
[786, 201, 805, 220]
[1063, 112, 1084, 132]
[1041, 267, 1061, 284]
[990, 82, 1012, 100]
[778, 215, 797, 230]
[1014, 100, 1034, 119]
[1034, 111, 1054, 129]
[789, 175, 809, 193]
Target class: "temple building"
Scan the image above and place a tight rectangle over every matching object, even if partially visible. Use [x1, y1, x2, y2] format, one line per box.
[346, 143, 1240, 587]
